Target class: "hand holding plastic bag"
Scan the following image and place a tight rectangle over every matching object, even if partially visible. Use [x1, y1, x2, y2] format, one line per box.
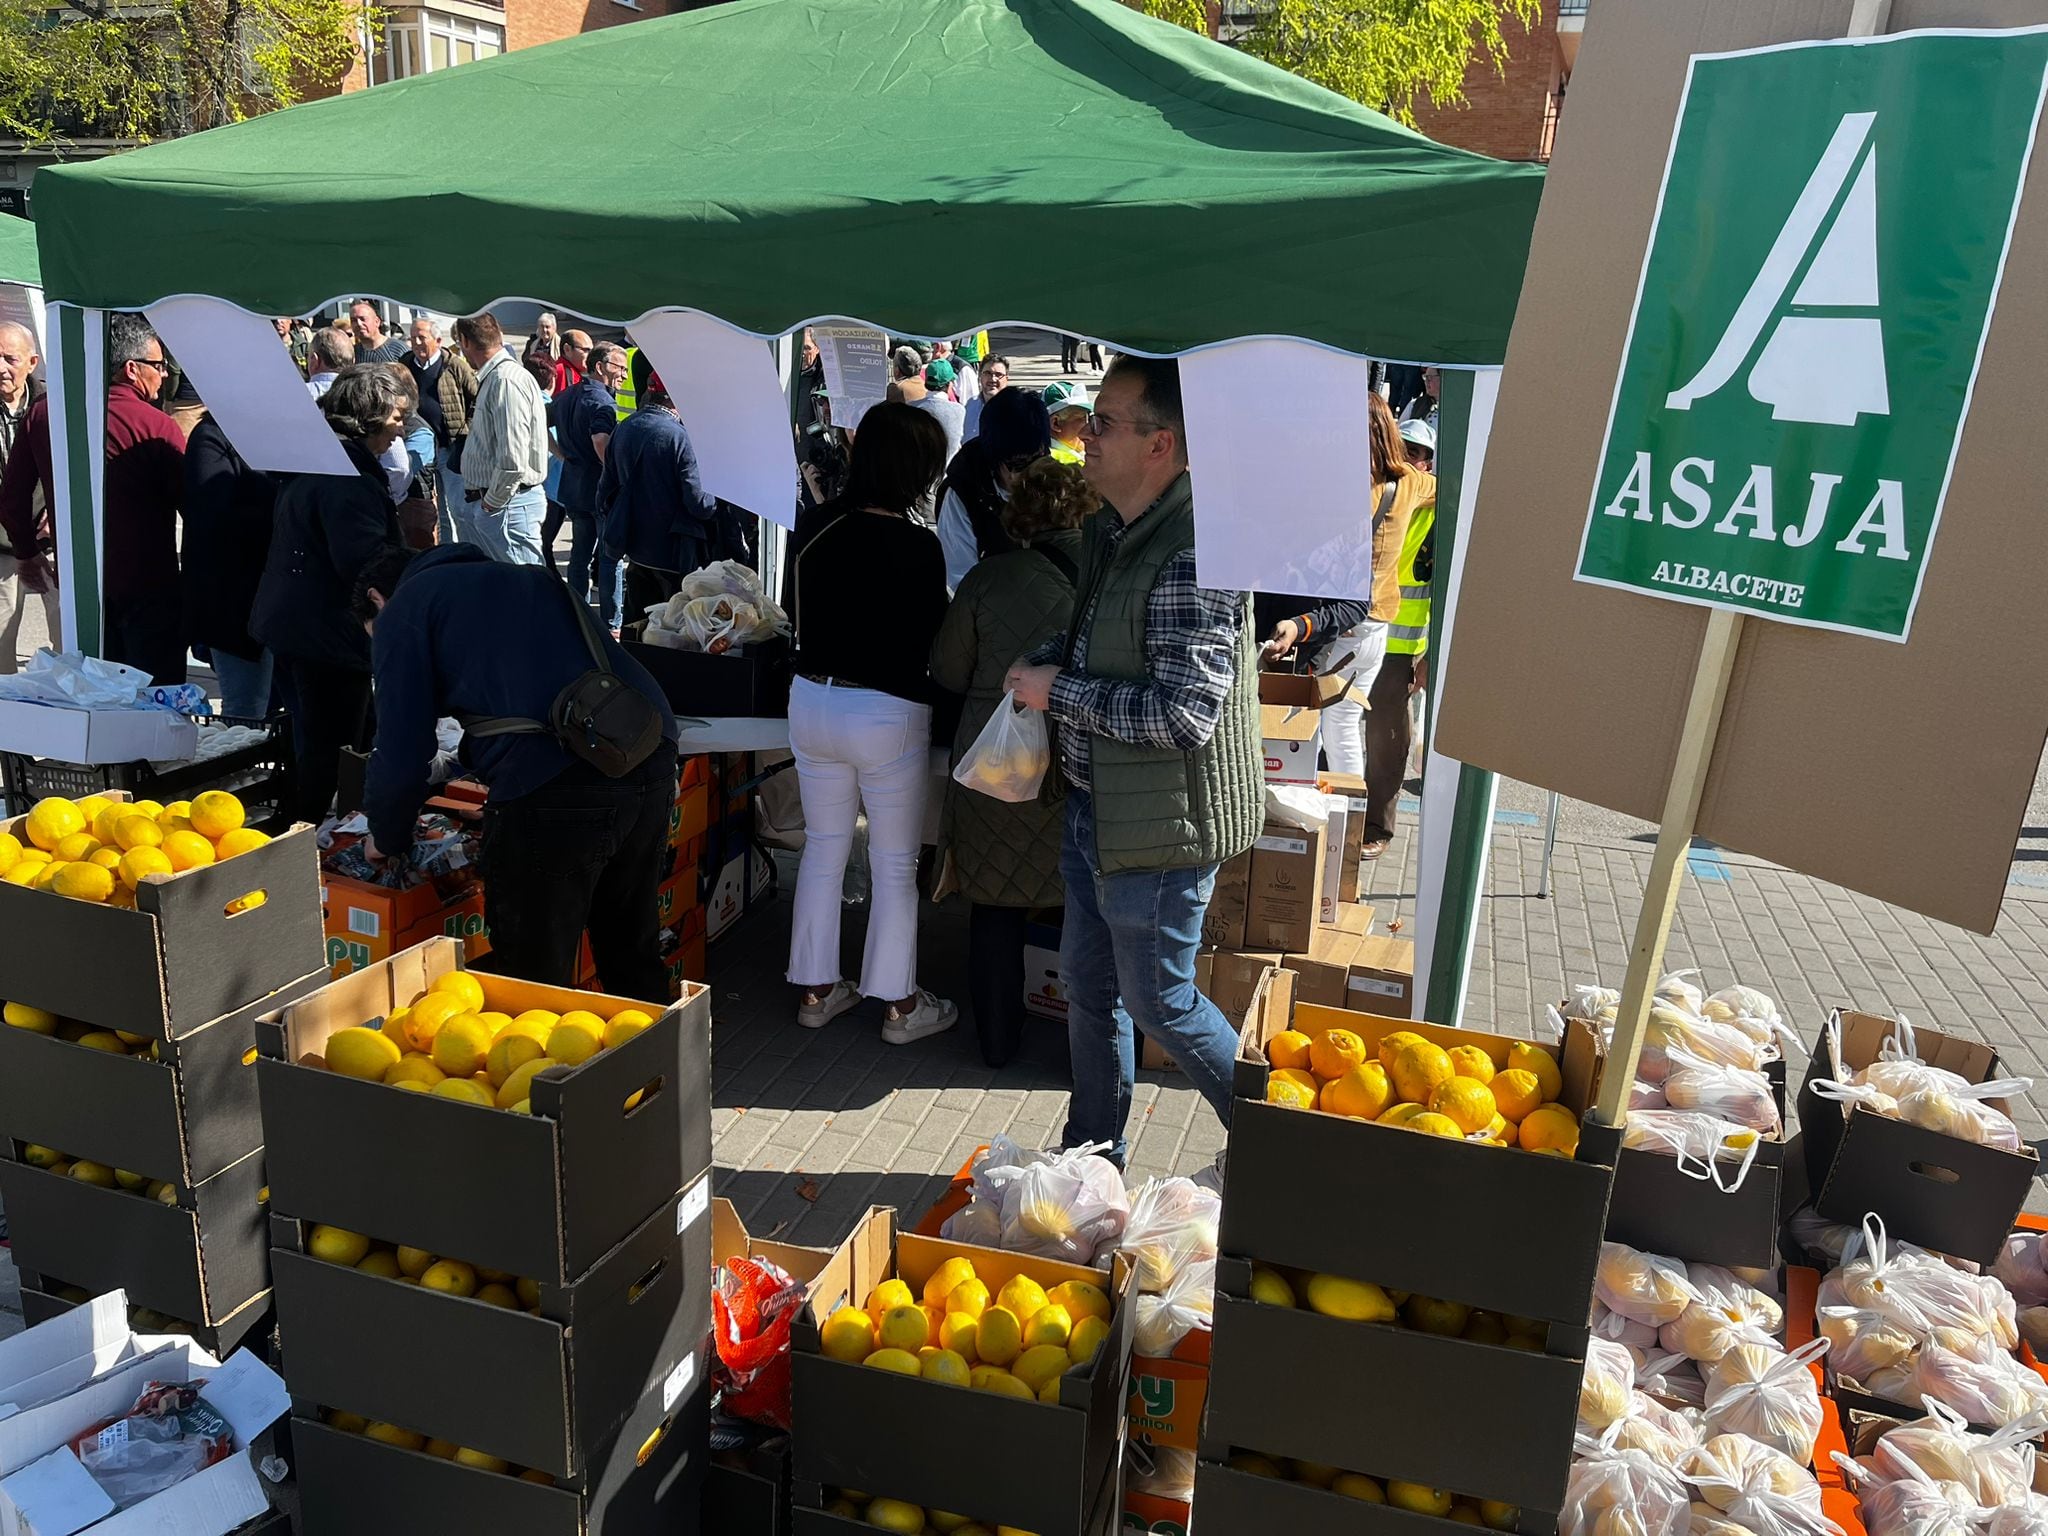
[954, 691, 1051, 804]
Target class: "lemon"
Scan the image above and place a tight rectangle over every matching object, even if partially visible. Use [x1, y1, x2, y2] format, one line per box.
[1322, 1062, 1394, 1120]
[422, 1439, 458, 1460]
[89, 847, 124, 871]
[113, 1168, 148, 1190]
[495, 1057, 558, 1109]
[1022, 1303, 1071, 1349]
[485, 1032, 545, 1088]
[431, 1013, 492, 1077]
[923, 1255, 978, 1308]
[821, 1306, 877, 1362]
[1305, 1274, 1397, 1323]
[975, 1305, 1023, 1365]
[397, 1246, 435, 1278]
[1448, 1044, 1497, 1083]
[866, 1279, 915, 1320]
[603, 1008, 656, 1049]
[929, 1514, 974, 1533]
[1407, 1111, 1466, 1138]
[1377, 1101, 1427, 1126]
[78, 1030, 131, 1053]
[1389, 1483, 1454, 1518]
[190, 791, 246, 841]
[31, 860, 68, 890]
[1292, 1461, 1338, 1488]
[1390, 1039, 1456, 1105]
[429, 969, 486, 1013]
[53, 862, 114, 902]
[519, 1469, 554, 1485]
[432, 1078, 493, 1107]
[128, 799, 165, 822]
[2, 863, 38, 886]
[1378, 1029, 1427, 1069]
[386, 1052, 446, 1089]
[1309, 1027, 1370, 1080]
[1334, 1474, 1387, 1502]
[556, 1009, 606, 1043]
[52, 831, 100, 862]
[866, 1499, 925, 1534]
[356, 1250, 403, 1279]
[1480, 1500, 1520, 1529]
[24, 797, 85, 852]
[1249, 1267, 1297, 1308]
[70, 1160, 118, 1187]
[920, 1347, 972, 1386]
[405, 993, 467, 1050]
[159, 830, 214, 872]
[327, 1026, 401, 1081]
[362, 1422, 425, 1451]
[503, 1009, 559, 1044]
[1519, 1103, 1580, 1156]
[308, 1225, 372, 1265]
[1430, 1076, 1498, 1135]
[1230, 1453, 1285, 1478]
[1266, 1068, 1320, 1109]
[1405, 1295, 1471, 1335]
[516, 1276, 541, 1308]
[1506, 1040, 1564, 1103]
[20, 1143, 62, 1168]
[0, 831, 18, 874]
[452, 1447, 509, 1474]
[4, 1002, 57, 1033]
[877, 1304, 929, 1353]
[1067, 1314, 1109, 1367]
[938, 1312, 979, 1359]
[1464, 1311, 1510, 1346]
[997, 1275, 1047, 1320]
[476, 1282, 519, 1308]
[112, 814, 164, 853]
[1266, 1029, 1314, 1071]
[215, 827, 270, 859]
[421, 1259, 477, 1296]
[1491, 1067, 1543, 1122]
[391, 1079, 427, 1093]
[546, 1020, 602, 1067]
[1012, 1343, 1070, 1392]
[1449, 1506, 1487, 1527]
[326, 1410, 368, 1434]
[861, 1347, 922, 1376]
[975, 1369, 1034, 1400]
[946, 1277, 991, 1318]
[477, 1012, 513, 1037]
[156, 1181, 178, 1204]
[1046, 1280, 1110, 1324]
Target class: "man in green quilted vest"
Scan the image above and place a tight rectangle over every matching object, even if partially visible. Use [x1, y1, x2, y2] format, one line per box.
[1005, 356, 1262, 1165]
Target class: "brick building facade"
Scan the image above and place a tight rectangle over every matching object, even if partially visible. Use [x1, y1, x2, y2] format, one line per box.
[1411, 0, 1582, 162]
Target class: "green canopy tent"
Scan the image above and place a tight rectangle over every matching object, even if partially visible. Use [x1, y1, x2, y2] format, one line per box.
[24, 0, 1543, 1022]
[0, 213, 38, 288]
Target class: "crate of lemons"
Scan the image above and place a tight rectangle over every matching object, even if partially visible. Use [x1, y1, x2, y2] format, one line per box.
[1262, 1023, 1581, 1157]
[817, 1254, 1113, 1409]
[1243, 1259, 1553, 1354]
[0, 792, 269, 908]
[3, 999, 169, 1058]
[820, 1489, 1043, 1535]
[317, 1405, 558, 1486]
[1223, 1450, 1519, 1529]
[12, 1140, 181, 1204]
[307, 968, 659, 1114]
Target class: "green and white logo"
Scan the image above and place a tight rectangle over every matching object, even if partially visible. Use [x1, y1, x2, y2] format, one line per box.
[1576, 28, 2048, 641]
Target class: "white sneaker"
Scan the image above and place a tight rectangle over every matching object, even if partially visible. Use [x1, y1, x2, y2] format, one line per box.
[797, 980, 860, 1029]
[881, 990, 958, 1046]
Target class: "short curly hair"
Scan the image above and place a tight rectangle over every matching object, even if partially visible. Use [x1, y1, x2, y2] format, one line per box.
[321, 363, 406, 441]
[1002, 457, 1098, 542]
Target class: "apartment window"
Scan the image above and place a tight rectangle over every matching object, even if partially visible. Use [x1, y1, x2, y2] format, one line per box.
[383, 10, 503, 79]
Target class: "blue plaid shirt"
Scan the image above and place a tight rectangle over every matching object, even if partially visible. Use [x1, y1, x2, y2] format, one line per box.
[1026, 478, 1248, 791]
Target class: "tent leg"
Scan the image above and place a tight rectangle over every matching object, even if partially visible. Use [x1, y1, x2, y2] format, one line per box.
[46, 304, 106, 658]
[1538, 790, 1562, 899]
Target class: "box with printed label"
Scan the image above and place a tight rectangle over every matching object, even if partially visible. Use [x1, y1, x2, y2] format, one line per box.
[1260, 706, 1321, 787]
[1282, 929, 1361, 1009]
[1121, 1488, 1193, 1536]
[1244, 821, 1324, 954]
[1323, 772, 1370, 905]
[1023, 913, 1067, 1024]
[1126, 1324, 1211, 1453]
[323, 873, 487, 979]
[670, 777, 712, 852]
[271, 1174, 713, 1483]
[1344, 935, 1415, 1016]
[1202, 850, 1252, 950]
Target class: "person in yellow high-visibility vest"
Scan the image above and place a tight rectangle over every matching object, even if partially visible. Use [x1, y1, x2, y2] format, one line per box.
[616, 344, 642, 423]
[1363, 416, 1438, 858]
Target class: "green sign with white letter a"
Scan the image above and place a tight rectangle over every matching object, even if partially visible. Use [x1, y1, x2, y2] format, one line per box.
[1575, 28, 2048, 641]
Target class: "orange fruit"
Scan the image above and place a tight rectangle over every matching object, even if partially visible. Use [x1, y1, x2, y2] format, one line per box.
[1491, 1068, 1543, 1121]
[1309, 1028, 1370, 1081]
[1265, 1068, 1321, 1109]
[1321, 1061, 1394, 1120]
[1429, 1077, 1498, 1135]
[1266, 1030, 1314, 1072]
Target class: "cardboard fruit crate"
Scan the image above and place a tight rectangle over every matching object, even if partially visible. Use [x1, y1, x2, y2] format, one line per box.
[0, 801, 324, 1039]
[1127, 1323, 1211, 1453]
[1796, 1010, 2036, 1264]
[270, 1173, 714, 1482]
[1191, 1460, 1558, 1536]
[0, 969, 325, 1188]
[791, 1461, 1122, 1536]
[13, 1271, 274, 1361]
[1218, 969, 1619, 1329]
[705, 1437, 792, 1536]
[790, 1209, 1137, 1536]
[253, 937, 712, 1285]
[1122, 1486, 1192, 1536]
[0, 1140, 271, 1332]
[289, 1333, 712, 1536]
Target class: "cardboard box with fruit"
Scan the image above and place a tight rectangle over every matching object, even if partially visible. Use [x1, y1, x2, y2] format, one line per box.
[802, 1476, 1121, 1536]
[0, 791, 324, 1039]
[791, 1208, 1136, 1536]
[252, 938, 712, 1285]
[1192, 1454, 1525, 1536]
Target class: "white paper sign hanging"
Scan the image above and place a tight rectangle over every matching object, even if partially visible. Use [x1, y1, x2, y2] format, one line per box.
[144, 297, 353, 477]
[630, 309, 800, 530]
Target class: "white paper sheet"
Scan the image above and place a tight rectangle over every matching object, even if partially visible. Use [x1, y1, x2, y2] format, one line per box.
[629, 310, 799, 531]
[144, 297, 352, 476]
[1181, 338, 1378, 599]
[811, 322, 890, 428]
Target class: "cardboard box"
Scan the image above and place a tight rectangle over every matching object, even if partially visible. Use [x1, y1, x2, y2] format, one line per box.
[1202, 850, 1252, 950]
[704, 1437, 791, 1536]
[0, 1142, 271, 1331]
[1191, 1459, 1557, 1536]
[1260, 706, 1321, 787]
[13, 1275, 273, 1362]
[290, 1335, 711, 1536]
[791, 1467, 1122, 1536]
[1260, 672, 1350, 711]
[0, 806, 323, 1040]
[1796, 1011, 2036, 1264]
[0, 1292, 166, 1433]
[1323, 772, 1370, 906]
[1209, 949, 1285, 1029]
[1126, 1326, 1211, 1453]
[1328, 900, 1374, 938]
[0, 695, 198, 764]
[1345, 935, 1415, 1016]
[0, 969, 325, 1189]
[1244, 822, 1324, 954]
[653, 869, 695, 929]
[1319, 797, 1347, 927]
[706, 852, 747, 941]
[1282, 929, 1362, 1010]
[1121, 1488, 1193, 1536]
[254, 938, 713, 1284]
[791, 1211, 1137, 1536]
[671, 777, 711, 852]
[321, 871, 480, 977]
[272, 1176, 713, 1481]
[1023, 914, 1066, 1024]
[1220, 974, 1618, 1333]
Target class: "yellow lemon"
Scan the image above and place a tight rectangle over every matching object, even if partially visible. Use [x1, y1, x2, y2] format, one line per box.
[1265, 1068, 1321, 1109]
[362, 1423, 425, 1451]
[475, 1283, 520, 1309]
[386, 1053, 446, 1089]
[1464, 1311, 1510, 1345]
[404, 992, 467, 1051]
[496, 1057, 558, 1109]
[70, 1160, 118, 1187]
[1390, 1039, 1455, 1105]
[1405, 1295, 1472, 1335]
[3, 1002, 57, 1033]
[946, 1277, 991, 1318]
[1046, 1280, 1110, 1325]
[1305, 1274, 1397, 1323]
[112, 814, 163, 852]
[938, 1312, 979, 1360]
[0, 831, 19, 874]
[866, 1499, 926, 1535]
[429, 970, 487, 1013]
[88, 847, 123, 870]
[1067, 1313, 1110, 1367]
[31, 860, 68, 890]
[52, 831, 100, 862]
[1377, 1101, 1428, 1127]
[1506, 1040, 1564, 1103]
[161, 831, 216, 872]
[861, 1347, 922, 1376]
[546, 1020, 602, 1067]
[52, 861, 114, 903]
[975, 1305, 1023, 1365]
[159, 799, 193, 823]
[477, 1012, 513, 1036]
[1322, 1061, 1395, 1120]
[486, 1032, 545, 1088]
[1249, 1267, 1297, 1308]
[1378, 1029, 1426, 1069]
[877, 1305, 929, 1353]
[1230, 1453, 1285, 1478]
[603, 1008, 656, 1049]
[326, 1026, 401, 1081]
[503, 1009, 559, 1044]
[430, 1013, 492, 1077]
[452, 1447, 509, 1473]
[24, 797, 85, 852]
[996, 1275, 1048, 1321]
[75, 795, 111, 823]
[974, 1369, 1033, 1400]
[1021, 1303, 1071, 1349]
[1266, 1029, 1314, 1071]
[1335, 1474, 1388, 1502]
[380, 1008, 415, 1052]
[1430, 1076, 1498, 1135]
[432, 1077, 494, 1108]
[557, 1008, 606, 1042]
[90, 805, 125, 845]
[1012, 1343, 1070, 1393]
[1447, 1045, 1496, 1083]
[19, 1143, 62, 1168]
[1407, 1111, 1466, 1138]
[920, 1347, 972, 1387]
[1491, 1067, 1543, 1121]
[356, 1250, 403, 1279]
[865, 1279, 915, 1321]
[1519, 1103, 1580, 1156]
[421, 1439, 457, 1460]
[1309, 1027, 1370, 1081]
[923, 1255, 978, 1308]
[3, 862, 39, 886]
[1389, 1484, 1454, 1518]
[1481, 1501, 1521, 1530]
[215, 827, 270, 859]
[307, 1225, 371, 1265]
[516, 1276, 540, 1308]
[76, 1030, 126, 1052]
[128, 799, 165, 822]
[1293, 1462, 1339, 1489]
[421, 1259, 477, 1296]
[188, 791, 246, 841]
[396, 1246, 435, 1278]
[820, 1306, 877, 1363]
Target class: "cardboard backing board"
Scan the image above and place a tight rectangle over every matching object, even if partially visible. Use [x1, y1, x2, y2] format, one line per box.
[1220, 978, 1617, 1328]
[1431, 0, 2048, 936]
[270, 1175, 714, 1481]
[1795, 1011, 2036, 1263]
[0, 814, 324, 1036]
[1194, 1461, 1560, 1536]
[290, 1339, 711, 1536]
[0, 1144, 270, 1327]
[253, 938, 713, 1283]
[0, 969, 325, 1189]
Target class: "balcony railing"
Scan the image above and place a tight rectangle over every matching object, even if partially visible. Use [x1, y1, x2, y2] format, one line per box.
[1558, 0, 1588, 15]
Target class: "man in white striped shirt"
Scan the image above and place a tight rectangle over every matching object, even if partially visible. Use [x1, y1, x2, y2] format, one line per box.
[453, 311, 549, 565]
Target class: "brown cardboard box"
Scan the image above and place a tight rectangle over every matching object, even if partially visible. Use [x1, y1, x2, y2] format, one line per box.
[1281, 929, 1361, 1009]
[1327, 900, 1374, 938]
[1259, 706, 1321, 787]
[1244, 821, 1324, 953]
[1202, 849, 1252, 950]
[1346, 934, 1416, 1015]
[1318, 796, 1347, 927]
[1322, 771, 1370, 905]
[1210, 948, 1284, 1026]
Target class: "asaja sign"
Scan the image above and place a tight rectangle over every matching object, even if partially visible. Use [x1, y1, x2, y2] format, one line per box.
[1575, 28, 2048, 641]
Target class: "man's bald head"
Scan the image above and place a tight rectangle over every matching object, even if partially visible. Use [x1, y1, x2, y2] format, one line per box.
[0, 323, 39, 409]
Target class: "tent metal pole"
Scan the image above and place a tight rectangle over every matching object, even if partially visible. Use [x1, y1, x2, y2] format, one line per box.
[46, 304, 104, 657]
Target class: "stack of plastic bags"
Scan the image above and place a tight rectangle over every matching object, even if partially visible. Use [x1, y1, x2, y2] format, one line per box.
[1991, 1230, 2048, 1358]
[1831, 1402, 2048, 1536]
[1808, 1013, 2033, 1152]
[1119, 1176, 1222, 1359]
[939, 1137, 1130, 1267]
[642, 559, 790, 653]
[1817, 1215, 2046, 1425]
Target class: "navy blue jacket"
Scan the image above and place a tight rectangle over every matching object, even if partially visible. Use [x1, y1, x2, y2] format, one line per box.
[553, 375, 615, 513]
[595, 405, 716, 573]
[364, 545, 679, 854]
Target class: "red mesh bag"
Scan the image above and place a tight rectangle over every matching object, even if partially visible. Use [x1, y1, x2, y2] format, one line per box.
[713, 1255, 805, 1429]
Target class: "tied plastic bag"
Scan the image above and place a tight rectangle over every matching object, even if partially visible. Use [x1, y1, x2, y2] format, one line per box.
[1832, 1451, 1983, 1536]
[1640, 1352, 1710, 1408]
[1639, 1001, 1775, 1084]
[712, 1253, 808, 1430]
[1895, 1078, 2032, 1153]
[1598, 1241, 1700, 1327]
[1119, 1177, 1222, 1294]
[1866, 1400, 2048, 1506]
[1681, 1433, 1834, 1536]
[1134, 1256, 1214, 1356]
[1817, 1306, 1921, 1387]
[941, 1134, 1054, 1250]
[1564, 1423, 1694, 1536]
[1582, 1336, 1639, 1431]
[1818, 1216, 2018, 1350]
[1572, 984, 1621, 1023]
[1613, 1390, 1704, 1463]
[953, 691, 1051, 804]
[997, 1142, 1129, 1265]
[1665, 1267, 1784, 1363]
[1624, 1110, 1764, 1193]
[1993, 1232, 2048, 1309]
[649, 560, 790, 651]
[1701, 1338, 1828, 1464]
[1990, 1499, 2048, 1536]
[1906, 1337, 2048, 1426]
[1662, 1046, 1783, 1137]
[1660, 969, 1708, 1014]
[1592, 1301, 1665, 1353]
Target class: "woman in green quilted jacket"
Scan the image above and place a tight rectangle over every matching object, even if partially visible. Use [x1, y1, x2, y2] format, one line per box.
[930, 458, 1097, 1066]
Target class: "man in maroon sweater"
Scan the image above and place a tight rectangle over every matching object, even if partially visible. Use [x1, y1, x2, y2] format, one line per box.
[0, 314, 188, 682]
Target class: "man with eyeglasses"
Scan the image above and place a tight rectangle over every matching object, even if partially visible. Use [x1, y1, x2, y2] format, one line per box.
[1003, 354, 1260, 1171]
[935, 385, 1050, 590]
[963, 353, 1009, 442]
[0, 314, 191, 682]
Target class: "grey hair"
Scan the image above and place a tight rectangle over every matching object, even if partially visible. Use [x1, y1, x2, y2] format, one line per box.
[108, 314, 160, 368]
[309, 328, 354, 371]
[321, 363, 406, 440]
[410, 314, 440, 337]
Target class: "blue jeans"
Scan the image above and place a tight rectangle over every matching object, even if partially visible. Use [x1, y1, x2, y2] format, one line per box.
[212, 648, 275, 719]
[566, 509, 623, 627]
[459, 485, 546, 565]
[1057, 787, 1238, 1163]
[436, 459, 464, 547]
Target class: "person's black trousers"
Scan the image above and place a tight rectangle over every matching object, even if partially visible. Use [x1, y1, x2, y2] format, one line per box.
[969, 902, 1031, 1068]
[479, 742, 678, 999]
[540, 499, 566, 573]
[283, 657, 372, 824]
[106, 591, 188, 686]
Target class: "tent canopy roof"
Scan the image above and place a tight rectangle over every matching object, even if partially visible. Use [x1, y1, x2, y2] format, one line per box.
[30, 0, 1541, 364]
[0, 214, 38, 289]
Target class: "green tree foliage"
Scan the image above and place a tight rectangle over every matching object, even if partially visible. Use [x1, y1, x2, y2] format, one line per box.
[0, 0, 366, 145]
[1132, 0, 1545, 124]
